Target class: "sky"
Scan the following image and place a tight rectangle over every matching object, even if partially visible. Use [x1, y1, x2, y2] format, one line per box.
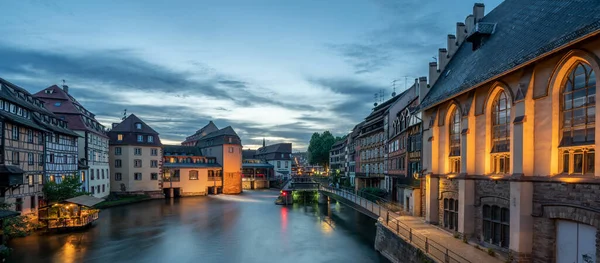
[0, 0, 503, 151]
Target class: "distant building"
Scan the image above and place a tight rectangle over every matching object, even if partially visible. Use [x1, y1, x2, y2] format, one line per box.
[329, 139, 346, 176]
[108, 114, 162, 197]
[34, 84, 110, 198]
[255, 142, 292, 179]
[187, 123, 243, 194]
[347, 122, 364, 186]
[161, 145, 222, 196]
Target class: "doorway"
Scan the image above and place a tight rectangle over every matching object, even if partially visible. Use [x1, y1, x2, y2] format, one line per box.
[556, 220, 597, 263]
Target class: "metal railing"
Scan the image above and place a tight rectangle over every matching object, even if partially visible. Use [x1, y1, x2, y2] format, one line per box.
[320, 186, 471, 263]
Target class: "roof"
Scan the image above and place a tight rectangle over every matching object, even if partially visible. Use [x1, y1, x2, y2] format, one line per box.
[242, 149, 257, 159]
[108, 114, 162, 146]
[33, 85, 108, 138]
[199, 126, 239, 140]
[257, 143, 292, 154]
[365, 90, 407, 121]
[0, 210, 19, 219]
[0, 165, 24, 174]
[420, 0, 600, 110]
[65, 195, 104, 207]
[110, 114, 159, 134]
[182, 121, 219, 144]
[163, 145, 203, 156]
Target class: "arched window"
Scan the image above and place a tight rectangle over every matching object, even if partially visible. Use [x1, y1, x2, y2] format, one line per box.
[491, 91, 511, 174]
[189, 170, 198, 180]
[449, 108, 461, 173]
[560, 62, 596, 174]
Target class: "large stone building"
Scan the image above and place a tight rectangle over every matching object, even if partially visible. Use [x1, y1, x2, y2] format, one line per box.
[33, 84, 110, 198]
[255, 142, 292, 179]
[188, 122, 242, 194]
[108, 114, 162, 197]
[161, 145, 222, 196]
[419, 1, 600, 262]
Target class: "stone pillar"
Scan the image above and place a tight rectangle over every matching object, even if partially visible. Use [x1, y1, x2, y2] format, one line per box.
[509, 181, 533, 261]
[460, 117, 469, 174]
[458, 179, 475, 237]
[425, 175, 439, 224]
[512, 102, 526, 175]
[318, 193, 328, 204]
[169, 188, 174, 199]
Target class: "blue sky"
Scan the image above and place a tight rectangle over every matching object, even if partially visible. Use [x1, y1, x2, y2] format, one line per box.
[0, 0, 502, 150]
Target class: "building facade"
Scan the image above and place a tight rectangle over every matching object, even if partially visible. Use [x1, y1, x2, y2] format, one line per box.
[255, 143, 292, 179]
[347, 122, 363, 186]
[329, 139, 346, 178]
[108, 114, 162, 197]
[419, 1, 600, 262]
[34, 84, 110, 198]
[161, 145, 222, 196]
[192, 123, 242, 194]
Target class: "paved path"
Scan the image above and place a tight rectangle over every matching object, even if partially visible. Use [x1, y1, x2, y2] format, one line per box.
[320, 187, 503, 263]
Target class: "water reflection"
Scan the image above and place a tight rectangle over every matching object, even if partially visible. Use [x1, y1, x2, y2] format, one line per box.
[9, 190, 388, 263]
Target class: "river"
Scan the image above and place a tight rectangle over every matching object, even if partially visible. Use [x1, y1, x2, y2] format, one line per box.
[8, 190, 389, 263]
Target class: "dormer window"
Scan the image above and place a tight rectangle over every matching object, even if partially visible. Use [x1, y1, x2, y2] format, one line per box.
[466, 22, 496, 51]
[45, 89, 53, 94]
[54, 102, 61, 107]
[117, 134, 123, 141]
[135, 123, 142, 129]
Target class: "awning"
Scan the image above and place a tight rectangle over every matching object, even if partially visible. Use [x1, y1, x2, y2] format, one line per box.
[64, 195, 104, 207]
[0, 165, 24, 175]
[0, 165, 25, 187]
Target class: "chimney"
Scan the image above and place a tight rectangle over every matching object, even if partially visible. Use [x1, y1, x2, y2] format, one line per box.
[438, 48, 449, 72]
[456, 22, 466, 46]
[473, 3, 485, 23]
[465, 15, 475, 35]
[429, 62, 439, 85]
[418, 76, 429, 104]
[62, 84, 69, 94]
[447, 34, 457, 57]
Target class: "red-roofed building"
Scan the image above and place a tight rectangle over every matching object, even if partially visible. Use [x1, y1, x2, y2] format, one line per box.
[34, 84, 110, 198]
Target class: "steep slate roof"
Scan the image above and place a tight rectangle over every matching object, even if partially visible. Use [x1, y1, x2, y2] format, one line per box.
[420, 0, 600, 110]
[33, 85, 108, 138]
[199, 126, 239, 140]
[256, 143, 292, 160]
[242, 149, 257, 159]
[108, 114, 162, 146]
[163, 145, 203, 156]
[182, 121, 219, 144]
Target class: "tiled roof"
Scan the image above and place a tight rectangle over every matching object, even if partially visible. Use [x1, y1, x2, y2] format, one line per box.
[199, 126, 239, 140]
[182, 121, 219, 144]
[420, 0, 600, 110]
[108, 114, 162, 146]
[110, 114, 159, 134]
[163, 145, 203, 156]
[242, 149, 257, 159]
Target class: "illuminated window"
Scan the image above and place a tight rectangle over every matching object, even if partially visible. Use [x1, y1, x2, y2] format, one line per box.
[491, 90, 511, 174]
[448, 108, 461, 173]
[560, 62, 596, 174]
[189, 170, 199, 180]
[117, 134, 123, 141]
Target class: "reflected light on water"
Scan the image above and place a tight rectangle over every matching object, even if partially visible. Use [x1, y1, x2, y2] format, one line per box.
[210, 195, 262, 203]
[320, 218, 334, 235]
[54, 239, 79, 263]
[281, 207, 288, 232]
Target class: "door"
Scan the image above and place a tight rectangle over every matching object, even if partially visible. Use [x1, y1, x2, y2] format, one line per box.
[557, 220, 597, 263]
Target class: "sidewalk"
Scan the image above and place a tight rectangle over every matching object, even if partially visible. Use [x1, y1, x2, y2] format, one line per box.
[321, 187, 503, 263]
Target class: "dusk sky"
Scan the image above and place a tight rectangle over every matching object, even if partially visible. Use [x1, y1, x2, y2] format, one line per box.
[0, 0, 502, 151]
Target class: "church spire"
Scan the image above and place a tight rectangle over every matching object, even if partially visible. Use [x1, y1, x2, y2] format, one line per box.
[262, 138, 266, 148]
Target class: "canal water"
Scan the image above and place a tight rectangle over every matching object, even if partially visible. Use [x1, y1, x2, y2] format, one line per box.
[8, 190, 389, 263]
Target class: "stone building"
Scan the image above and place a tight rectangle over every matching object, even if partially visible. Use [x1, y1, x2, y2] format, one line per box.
[255, 142, 292, 179]
[190, 123, 242, 194]
[108, 114, 162, 197]
[161, 145, 221, 197]
[33, 84, 110, 198]
[419, 1, 600, 262]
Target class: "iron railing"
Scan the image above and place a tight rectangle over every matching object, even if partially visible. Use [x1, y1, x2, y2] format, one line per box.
[319, 186, 472, 263]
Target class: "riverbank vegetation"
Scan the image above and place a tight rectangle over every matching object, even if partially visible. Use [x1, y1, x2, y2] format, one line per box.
[94, 194, 151, 209]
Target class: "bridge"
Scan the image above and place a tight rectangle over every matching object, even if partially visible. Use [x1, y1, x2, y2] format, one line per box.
[276, 176, 500, 263]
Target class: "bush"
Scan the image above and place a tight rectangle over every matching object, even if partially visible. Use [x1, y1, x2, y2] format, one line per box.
[359, 187, 387, 202]
[487, 248, 496, 257]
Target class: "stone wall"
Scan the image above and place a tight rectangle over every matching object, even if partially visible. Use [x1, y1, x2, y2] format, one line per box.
[223, 173, 242, 194]
[420, 181, 427, 218]
[374, 220, 435, 263]
[531, 181, 600, 263]
[473, 180, 510, 243]
[438, 178, 459, 226]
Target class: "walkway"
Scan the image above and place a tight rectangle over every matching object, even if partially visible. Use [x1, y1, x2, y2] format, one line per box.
[320, 186, 503, 263]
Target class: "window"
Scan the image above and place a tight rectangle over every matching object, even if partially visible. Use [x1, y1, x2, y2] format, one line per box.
[151, 148, 158, 156]
[449, 108, 461, 173]
[490, 91, 511, 174]
[54, 102, 61, 107]
[12, 152, 19, 165]
[28, 175, 33, 186]
[134, 173, 142, 180]
[27, 129, 33, 143]
[560, 63, 596, 174]
[91, 187, 95, 194]
[172, 170, 180, 182]
[115, 173, 122, 181]
[147, 136, 153, 143]
[135, 123, 142, 129]
[101, 169, 105, 179]
[115, 147, 122, 155]
[285, 161, 288, 168]
[81, 171, 86, 182]
[27, 153, 33, 165]
[151, 173, 158, 180]
[443, 198, 458, 231]
[151, 160, 158, 168]
[15, 198, 22, 212]
[134, 148, 142, 155]
[189, 170, 199, 180]
[115, 159, 122, 168]
[134, 159, 142, 167]
[91, 169, 95, 180]
[277, 161, 281, 168]
[12, 126, 19, 140]
[483, 205, 510, 248]
[117, 134, 123, 141]
[102, 184, 105, 193]
[229, 147, 234, 153]
[137, 135, 143, 142]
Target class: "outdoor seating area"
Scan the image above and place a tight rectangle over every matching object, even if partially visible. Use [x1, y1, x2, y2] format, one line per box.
[38, 195, 103, 230]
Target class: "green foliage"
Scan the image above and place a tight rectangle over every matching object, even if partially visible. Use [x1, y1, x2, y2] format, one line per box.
[42, 175, 89, 204]
[359, 187, 387, 202]
[307, 131, 337, 168]
[3, 215, 34, 240]
[487, 248, 496, 257]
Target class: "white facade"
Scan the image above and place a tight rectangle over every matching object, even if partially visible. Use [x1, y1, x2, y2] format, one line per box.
[79, 131, 110, 198]
[269, 159, 292, 179]
[45, 133, 78, 183]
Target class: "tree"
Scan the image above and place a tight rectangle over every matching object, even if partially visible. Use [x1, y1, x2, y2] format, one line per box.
[42, 175, 89, 203]
[307, 131, 337, 169]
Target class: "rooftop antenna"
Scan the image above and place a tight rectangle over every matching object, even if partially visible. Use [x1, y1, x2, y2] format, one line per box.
[122, 109, 127, 120]
[373, 93, 378, 107]
[391, 80, 399, 97]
